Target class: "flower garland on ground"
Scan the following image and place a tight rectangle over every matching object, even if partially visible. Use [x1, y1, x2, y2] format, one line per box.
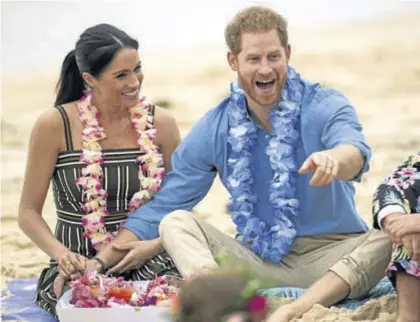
[70, 272, 178, 307]
[75, 94, 165, 250]
[227, 66, 304, 263]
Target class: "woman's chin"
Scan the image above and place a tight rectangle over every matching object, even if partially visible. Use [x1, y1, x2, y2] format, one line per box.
[121, 98, 139, 109]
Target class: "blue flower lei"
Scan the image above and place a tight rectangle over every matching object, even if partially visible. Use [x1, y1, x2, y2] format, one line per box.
[227, 66, 303, 263]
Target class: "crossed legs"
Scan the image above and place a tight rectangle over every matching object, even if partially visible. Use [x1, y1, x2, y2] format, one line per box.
[159, 210, 392, 321]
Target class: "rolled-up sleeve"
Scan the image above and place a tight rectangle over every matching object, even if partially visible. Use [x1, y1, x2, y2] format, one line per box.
[124, 116, 217, 240]
[320, 94, 371, 182]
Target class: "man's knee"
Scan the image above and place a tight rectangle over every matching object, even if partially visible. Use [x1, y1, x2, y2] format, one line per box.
[159, 210, 193, 237]
[331, 230, 392, 299]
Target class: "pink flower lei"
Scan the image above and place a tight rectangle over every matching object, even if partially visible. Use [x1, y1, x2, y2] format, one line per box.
[75, 93, 165, 250]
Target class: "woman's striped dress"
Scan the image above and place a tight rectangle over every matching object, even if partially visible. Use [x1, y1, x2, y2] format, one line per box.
[35, 105, 180, 319]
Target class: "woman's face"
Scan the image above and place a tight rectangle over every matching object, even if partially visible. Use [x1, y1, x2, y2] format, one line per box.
[87, 47, 143, 109]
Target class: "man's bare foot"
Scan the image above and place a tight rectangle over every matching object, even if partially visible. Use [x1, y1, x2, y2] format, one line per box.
[396, 312, 420, 322]
[396, 317, 419, 322]
[266, 304, 299, 322]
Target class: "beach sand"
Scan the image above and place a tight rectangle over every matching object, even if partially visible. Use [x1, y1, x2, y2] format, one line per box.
[2, 13, 420, 321]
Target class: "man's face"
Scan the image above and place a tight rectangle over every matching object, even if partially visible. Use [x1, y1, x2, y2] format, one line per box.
[228, 29, 290, 110]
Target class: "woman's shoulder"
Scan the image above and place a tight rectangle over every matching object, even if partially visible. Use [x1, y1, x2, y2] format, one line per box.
[57, 101, 78, 118]
[28, 107, 68, 152]
[34, 107, 65, 131]
[36, 102, 77, 124]
[153, 105, 178, 129]
[31, 102, 76, 140]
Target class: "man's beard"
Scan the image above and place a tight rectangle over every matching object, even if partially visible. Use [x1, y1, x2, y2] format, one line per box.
[237, 71, 285, 109]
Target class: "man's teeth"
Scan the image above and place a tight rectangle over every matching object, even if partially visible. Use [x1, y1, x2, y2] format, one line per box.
[256, 80, 275, 89]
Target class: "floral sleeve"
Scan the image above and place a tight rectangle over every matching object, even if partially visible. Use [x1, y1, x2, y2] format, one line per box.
[372, 151, 420, 229]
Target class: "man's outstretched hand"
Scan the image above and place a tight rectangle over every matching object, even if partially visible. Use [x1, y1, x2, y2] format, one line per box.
[299, 151, 339, 186]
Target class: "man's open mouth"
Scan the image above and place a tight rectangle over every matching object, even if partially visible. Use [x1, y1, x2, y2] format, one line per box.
[256, 80, 275, 89]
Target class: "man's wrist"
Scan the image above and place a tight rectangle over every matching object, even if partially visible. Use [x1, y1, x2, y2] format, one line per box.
[151, 238, 163, 253]
[92, 257, 106, 273]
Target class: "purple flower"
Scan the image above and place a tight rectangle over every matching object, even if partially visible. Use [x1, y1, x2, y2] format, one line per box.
[226, 66, 302, 263]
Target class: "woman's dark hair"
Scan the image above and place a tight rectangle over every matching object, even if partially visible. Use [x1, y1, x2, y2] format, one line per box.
[54, 23, 138, 106]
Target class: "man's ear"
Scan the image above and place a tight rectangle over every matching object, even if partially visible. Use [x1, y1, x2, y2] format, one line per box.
[285, 44, 291, 64]
[227, 52, 238, 72]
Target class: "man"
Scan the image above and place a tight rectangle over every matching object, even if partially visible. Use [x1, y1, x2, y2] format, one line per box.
[87, 6, 391, 321]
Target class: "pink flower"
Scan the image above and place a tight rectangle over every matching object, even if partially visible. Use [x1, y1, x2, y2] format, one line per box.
[76, 93, 164, 250]
[407, 260, 420, 277]
[401, 180, 415, 189]
[247, 295, 268, 313]
[397, 167, 417, 177]
[83, 231, 92, 238]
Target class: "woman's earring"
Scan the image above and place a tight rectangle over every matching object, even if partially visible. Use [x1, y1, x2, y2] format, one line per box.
[84, 84, 93, 95]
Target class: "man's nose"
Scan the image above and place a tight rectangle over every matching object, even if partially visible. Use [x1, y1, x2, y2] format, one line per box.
[259, 65, 272, 76]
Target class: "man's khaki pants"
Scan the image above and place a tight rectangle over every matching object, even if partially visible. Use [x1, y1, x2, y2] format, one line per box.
[159, 210, 392, 299]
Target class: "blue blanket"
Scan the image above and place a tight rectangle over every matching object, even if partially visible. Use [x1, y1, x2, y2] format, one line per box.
[1, 277, 395, 321]
[261, 277, 396, 310]
[1, 278, 56, 322]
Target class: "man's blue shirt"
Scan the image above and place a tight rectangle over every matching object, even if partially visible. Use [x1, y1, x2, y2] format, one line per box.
[124, 79, 371, 241]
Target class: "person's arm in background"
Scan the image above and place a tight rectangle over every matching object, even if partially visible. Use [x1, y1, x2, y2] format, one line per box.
[373, 152, 420, 231]
[299, 91, 372, 185]
[90, 111, 218, 271]
[372, 152, 420, 262]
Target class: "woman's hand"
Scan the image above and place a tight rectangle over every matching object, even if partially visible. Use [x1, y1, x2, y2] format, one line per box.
[53, 251, 87, 297]
[53, 274, 67, 297]
[58, 251, 87, 278]
[106, 239, 163, 274]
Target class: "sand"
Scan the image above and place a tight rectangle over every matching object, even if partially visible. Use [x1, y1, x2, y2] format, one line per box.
[2, 13, 420, 321]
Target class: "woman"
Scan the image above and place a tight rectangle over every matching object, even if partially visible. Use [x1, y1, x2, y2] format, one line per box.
[372, 151, 420, 322]
[18, 23, 181, 318]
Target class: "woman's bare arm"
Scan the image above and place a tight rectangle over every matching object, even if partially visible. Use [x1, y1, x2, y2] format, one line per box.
[18, 109, 69, 262]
